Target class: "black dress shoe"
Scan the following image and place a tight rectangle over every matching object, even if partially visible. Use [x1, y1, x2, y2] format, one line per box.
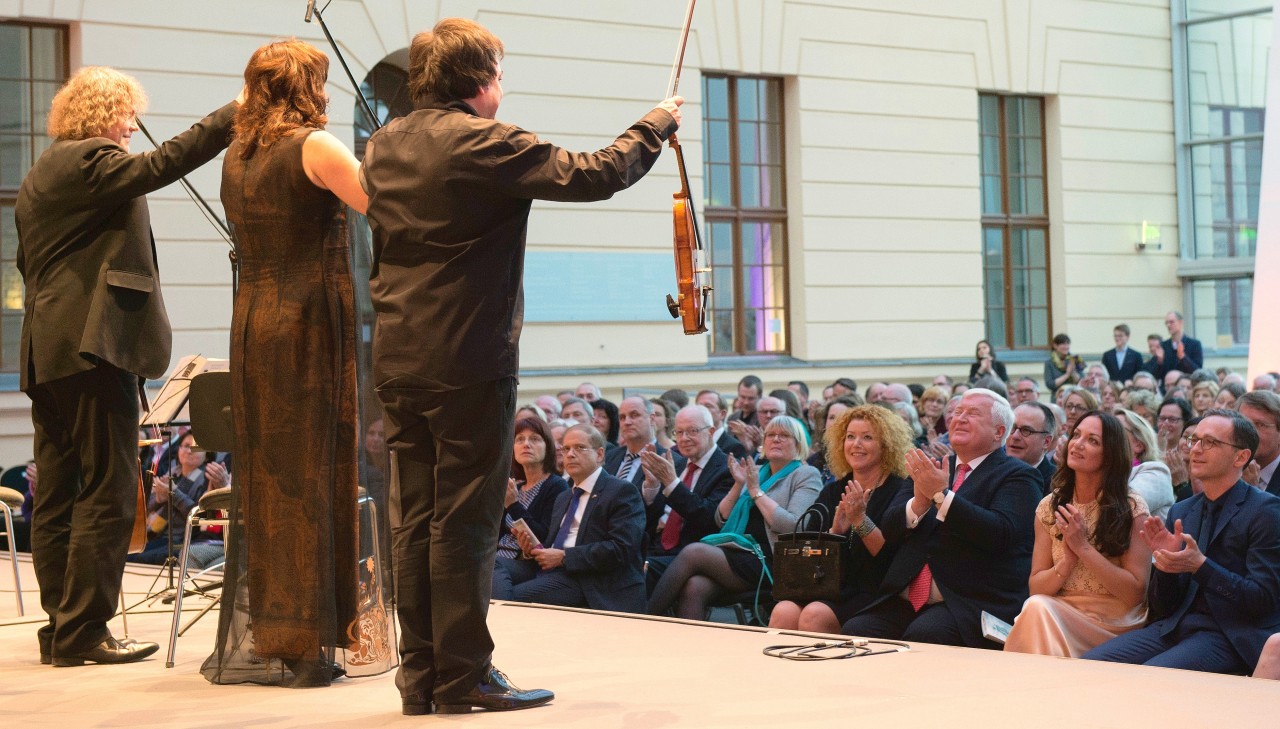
[436, 667, 554, 714]
[52, 637, 159, 666]
[40, 653, 52, 665]
[401, 695, 433, 716]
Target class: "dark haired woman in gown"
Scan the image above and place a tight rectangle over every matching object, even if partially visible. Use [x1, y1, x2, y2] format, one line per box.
[202, 38, 394, 687]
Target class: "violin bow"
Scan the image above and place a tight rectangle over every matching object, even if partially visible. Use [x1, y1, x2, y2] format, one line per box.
[305, 0, 381, 131]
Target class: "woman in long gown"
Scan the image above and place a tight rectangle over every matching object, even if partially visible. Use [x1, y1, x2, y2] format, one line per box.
[202, 39, 395, 687]
[1004, 411, 1152, 658]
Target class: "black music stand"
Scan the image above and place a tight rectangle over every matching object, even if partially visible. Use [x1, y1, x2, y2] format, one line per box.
[190, 371, 234, 453]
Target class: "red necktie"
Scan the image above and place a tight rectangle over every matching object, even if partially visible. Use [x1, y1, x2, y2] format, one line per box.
[906, 463, 971, 611]
[660, 463, 699, 551]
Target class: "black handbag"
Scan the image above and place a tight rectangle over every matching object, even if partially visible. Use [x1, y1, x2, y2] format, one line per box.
[771, 503, 845, 603]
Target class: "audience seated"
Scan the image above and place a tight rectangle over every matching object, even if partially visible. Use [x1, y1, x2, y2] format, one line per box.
[1120, 388, 1159, 429]
[696, 389, 749, 460]
[1131, 370, 1159, 393]
[1235, 390, 1280, 496]
[879, 384, 912, 407]
[1170, 416, 1200, 502]
[1004, 411, 1152, 657]
[1100, 382, 1123, 414]
[533, 394, 562, 421]
[972, 374, 1008, 400]
[1006, 402, 1057, 496]
[1215, 382, 1246, 410]
[769, 405, 915, 633]
[576, 382, 602, 402]
[1119, 409, 1175, 520]
[647, 416, 821, 620]
[919, 386, 950, 437]
[730, 395, 785, 456]
[661, 388, 690, 409]
[126, 431, 226, 569]
[1010, 378, 1041, 407]
[605, 397, 683, 489]
[864, 382, 888, 404]
[559, 397, 594, 426]
[491, 417, 569, 599]
[1254, 373, 1278, 392]
[891, 401, 928, 449]
[840, 389, 1040, 648]
[807, 395, 861, 482]
[1191, 381, 1219, 418]
[639, 405, 736, 589]
[509, 424, 646, 612]
[591, 398, 621, 446]
[650, 397, 679, 451]
[1083, 409, 1280, 674]
[727, 375, 764, 427]
[1156, 396, 1193, 467]
[769, 388, 805, 422]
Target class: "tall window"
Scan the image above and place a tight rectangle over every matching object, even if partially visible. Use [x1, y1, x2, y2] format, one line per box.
[979, 94, 1050, 350]
[702, 74, 788, 355]
[0, 22, 67, 373]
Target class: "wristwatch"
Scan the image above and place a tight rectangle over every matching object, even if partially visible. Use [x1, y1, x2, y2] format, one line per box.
[931, 489, 949, 508]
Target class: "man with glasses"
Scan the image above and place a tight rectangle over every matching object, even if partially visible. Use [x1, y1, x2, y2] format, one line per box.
[638, 405, 735, 590]
[510, 425, 646, 614]
[1009, 378, 1041, 407]
[1084, 409, 1280, 674]
[1236, 390, 1280, 496]
[1005, 402, 1057, 495]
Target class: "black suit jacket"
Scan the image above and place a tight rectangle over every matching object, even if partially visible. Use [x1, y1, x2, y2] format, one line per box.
[716, 430, 749, 460]
[1102, 348, 1143, 383]
[1035, 457, 1056, 497]
[543, 472, 646, 613]
[603, 442, 685, 490]
[15, 103, 237, 390]
[646, 448, 735, 555]
[872, 448, 1041, 647]
[1157, 336, 1204, 379]
[1268, 466, 1280, 498]
[1147, 481, 1280, 669]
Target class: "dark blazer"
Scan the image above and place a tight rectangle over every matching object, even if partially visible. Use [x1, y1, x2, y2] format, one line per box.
[603, 442, 685, 490]
[544, 472, 647, 613]
[1102, 347, 1144, 383]
[646, 448, 735, 555]
[1035, 457, 1056, 497]
[717, 430, 749, 460]
[870, 448, 1041, 647]
[1158, 336, 1204, 379]
[15, 103, 238, 390]
[1267, 467, 1280, 498]
[1146, 481, 1280, 669]
[500, 473, 569, 546]
[362, 101, 675, 391]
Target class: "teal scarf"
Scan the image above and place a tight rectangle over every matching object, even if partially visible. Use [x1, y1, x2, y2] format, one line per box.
[700, 460, 802, 585]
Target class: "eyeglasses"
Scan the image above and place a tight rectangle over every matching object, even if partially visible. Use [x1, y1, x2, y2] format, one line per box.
[1157, 416, 1184, 425]
[1063, 403, 1089, 414]
[763, 432, 794, 442]
[673, 426, 710, 438]
[1010, 426, 1049, 438]
[1183, 435, 1243, 451]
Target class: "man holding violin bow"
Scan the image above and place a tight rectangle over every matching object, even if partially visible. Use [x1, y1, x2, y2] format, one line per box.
[359, 17, 682, 716]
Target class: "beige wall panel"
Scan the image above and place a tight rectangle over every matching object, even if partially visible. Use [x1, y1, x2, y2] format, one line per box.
[155, 242, 236, 287]
[1059, 97, 1175, 134]
[1058, 127, 1177, 165]
[1063, 253, 1181, 285]
[799, 40, 979, 88]
[171, 330, 230, 364]
[1059, 160, 1177, 195]
[801, 111, 977, 155]
[1059, 190, 1177, 225]
[800, 218, 981, 253]
[803, 251, 974, 287]
[798, 78, 977, 120]
[1060, 222, 1181, 254]
[1057, 62, 1174, 102]
[801, 181, 978, 221]
[803, 321, 984, 361]
[800, 147, 976, 187]
[805, 286, 983, 324]
[165, 287, 232, 331]
[526, 210, 672, 251]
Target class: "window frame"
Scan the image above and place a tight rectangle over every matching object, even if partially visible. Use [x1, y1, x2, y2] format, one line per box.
[701, 73, 790, 356]
[978, 93, 1053, 351]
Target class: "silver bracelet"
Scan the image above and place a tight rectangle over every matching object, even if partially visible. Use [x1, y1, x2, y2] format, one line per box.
[852, 517, 876, 539]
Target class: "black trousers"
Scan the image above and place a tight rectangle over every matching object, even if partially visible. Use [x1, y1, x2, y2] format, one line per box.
[27, 363, 140, 657]
[380, 377, 515, 703]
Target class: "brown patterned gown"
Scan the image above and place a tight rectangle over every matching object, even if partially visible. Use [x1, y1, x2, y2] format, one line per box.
[202, 130, 393, 686]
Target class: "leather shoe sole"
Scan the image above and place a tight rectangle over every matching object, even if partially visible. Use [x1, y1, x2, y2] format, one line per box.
[401, 701, 433, 716]
[52, 638, 159, 667]
[436, 689, 554, 714]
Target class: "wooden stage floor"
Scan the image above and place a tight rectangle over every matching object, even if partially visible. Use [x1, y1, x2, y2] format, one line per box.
[1, 554, 1277, 727]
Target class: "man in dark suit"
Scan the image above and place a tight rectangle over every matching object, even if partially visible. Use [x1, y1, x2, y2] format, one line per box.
[16, 66, 238, 667]
[841, 389, 1040, 647]
[726, 375, 763, 428]
[604, 397, 684, 489]
[1005, 402, 1057, 496]
[511, 425, 646, 613]
[1084, 410, 1280, 672]
[695, 389, 748, 459]
[639, 405, 736, 590]
[1152, 311, 1204, 380]
[1102, 323, 1144, 384]
[360, 18, 681, 715]
[1236, 391, 1280, 497]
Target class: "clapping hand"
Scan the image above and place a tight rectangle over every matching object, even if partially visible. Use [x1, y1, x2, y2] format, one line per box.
[905, 448, 948, 501]
[1139, 516, 1185, 553]
[832, 480, 870, 535]
[153, 475, 172, 504]
[504, 478, 519, 508]
[1147, 518, 1206, 574]
[205, 461, 229, 490]
[1055, 503, 1089, 555]
[729, 420, 763, 452]
[640, 447, 677, 488]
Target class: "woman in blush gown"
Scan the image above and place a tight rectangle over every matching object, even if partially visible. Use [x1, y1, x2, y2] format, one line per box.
[202, 39, 394, 687]
[1004, 411, 1151, 658]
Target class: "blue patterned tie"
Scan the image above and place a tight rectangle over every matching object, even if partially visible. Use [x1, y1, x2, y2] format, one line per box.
[550, 487, 585, 550]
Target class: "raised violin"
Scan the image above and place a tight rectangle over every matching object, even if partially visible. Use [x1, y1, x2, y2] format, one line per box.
[664, 0, 711, 335]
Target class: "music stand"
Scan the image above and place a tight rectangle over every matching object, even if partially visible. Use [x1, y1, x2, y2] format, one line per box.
[128, 356, 229, 609]
[190, 371, 234, 453]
